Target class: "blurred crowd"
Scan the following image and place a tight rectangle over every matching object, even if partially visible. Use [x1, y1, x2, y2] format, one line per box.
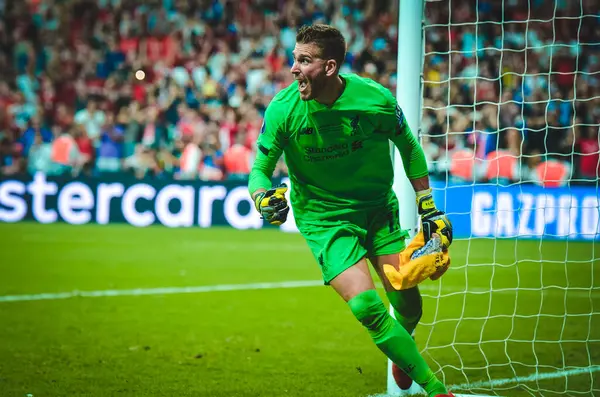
[0, 0, 598, 185]
[421, 0, 599, 185]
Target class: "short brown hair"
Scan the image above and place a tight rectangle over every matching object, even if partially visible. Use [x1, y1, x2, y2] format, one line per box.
[296, 24, 347, 72]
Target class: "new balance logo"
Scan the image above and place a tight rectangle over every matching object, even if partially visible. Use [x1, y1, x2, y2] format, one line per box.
[300, 127, 314, 135]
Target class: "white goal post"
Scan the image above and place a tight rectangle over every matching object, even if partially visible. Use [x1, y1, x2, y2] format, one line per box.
[389, 0, 431, 394]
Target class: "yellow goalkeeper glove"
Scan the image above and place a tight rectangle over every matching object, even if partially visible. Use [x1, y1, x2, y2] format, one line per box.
[253, 184, 290, 226]
[416, 188, 453, 248]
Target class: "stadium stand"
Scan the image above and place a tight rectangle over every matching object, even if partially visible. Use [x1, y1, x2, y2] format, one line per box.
[0, 0, 597, 186]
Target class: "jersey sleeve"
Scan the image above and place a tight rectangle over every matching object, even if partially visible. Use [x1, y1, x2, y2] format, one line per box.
[248, 99, 288, 194]
[379, 89, 429, 180]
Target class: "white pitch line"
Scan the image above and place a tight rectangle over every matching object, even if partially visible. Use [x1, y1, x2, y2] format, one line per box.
[369, 366, 600, 397]
[367, 392, 492, 397]
[450, 365, 600, 390]
[19, 235, 311, 252]
[0, 280, 597, 303]
[0, 280, 325, 303]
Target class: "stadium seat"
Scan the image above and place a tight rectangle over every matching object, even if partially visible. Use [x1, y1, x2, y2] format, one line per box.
[485, 150, 518, 182]
[449, 148, 478, 182]
[535, 160, 570, 187]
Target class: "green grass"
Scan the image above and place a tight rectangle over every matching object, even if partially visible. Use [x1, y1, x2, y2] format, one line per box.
[0, 222, 598, 397]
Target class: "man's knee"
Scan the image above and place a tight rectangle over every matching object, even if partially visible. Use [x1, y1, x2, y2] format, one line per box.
[347, 289, 391, 336]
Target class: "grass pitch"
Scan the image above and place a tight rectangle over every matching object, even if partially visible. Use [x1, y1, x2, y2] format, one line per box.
[0, 223, 598, 397]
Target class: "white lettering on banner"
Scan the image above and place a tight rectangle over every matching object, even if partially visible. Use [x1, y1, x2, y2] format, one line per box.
[155, 185, 194, 227]
[122, 184, 156, 227]
[96, 183, 125, 224]
[581, 196, 600, 239]
[534, 194, 556, 236]
[224, 186, 262, 229]
[558, 195, 578, 237]
[0, 181, 27, 222]
[517, 193, 534, 237]
[58, 182, 94, 225]
[471, 192, 493, 236]
[2, 174, 598, 241]
[570, 197, 579, 237]
[27, 173, 58, 224]
[495, 193, 515, 237]
[198, 186, 226, 227]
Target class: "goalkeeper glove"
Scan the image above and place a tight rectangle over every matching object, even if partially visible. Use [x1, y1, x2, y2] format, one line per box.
[253, 183, 290, 226]
[416, 188, 453, 248]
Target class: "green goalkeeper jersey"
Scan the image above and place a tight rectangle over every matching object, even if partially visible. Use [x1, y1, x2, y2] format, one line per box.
[249, 73, 428, 220]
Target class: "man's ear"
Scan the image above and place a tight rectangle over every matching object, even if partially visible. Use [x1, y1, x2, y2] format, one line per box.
[325, 59, 338, 76]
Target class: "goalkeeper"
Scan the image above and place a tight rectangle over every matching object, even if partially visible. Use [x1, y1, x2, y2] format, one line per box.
[248, 24, 453, 396]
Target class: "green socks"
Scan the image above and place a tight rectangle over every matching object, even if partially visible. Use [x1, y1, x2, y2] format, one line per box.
[386, 287, 423, 335]
[348, 289, 447, 396]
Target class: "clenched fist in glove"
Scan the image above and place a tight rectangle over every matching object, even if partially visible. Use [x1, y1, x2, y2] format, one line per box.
[253, 184, 290, 226]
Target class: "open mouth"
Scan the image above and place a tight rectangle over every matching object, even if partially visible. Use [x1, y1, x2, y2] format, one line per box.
[298, 81, 308, 92]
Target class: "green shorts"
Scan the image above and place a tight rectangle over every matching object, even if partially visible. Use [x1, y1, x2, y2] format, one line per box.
[297, 200, 409, 285]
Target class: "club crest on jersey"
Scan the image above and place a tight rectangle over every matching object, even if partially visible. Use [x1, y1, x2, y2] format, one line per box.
[300, 127, 314, 135]
[350, 115, 360, 136]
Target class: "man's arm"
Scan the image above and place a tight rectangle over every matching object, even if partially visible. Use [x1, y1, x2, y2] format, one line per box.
[388, 103, 453, 248]
[388, 106, 430, 189]
[249, 152, 275, 201]
[248, 103, 290, 225]
[248, 112, 286, 197]
[409, 175, 430, 194]
[379, 95, 453, 289]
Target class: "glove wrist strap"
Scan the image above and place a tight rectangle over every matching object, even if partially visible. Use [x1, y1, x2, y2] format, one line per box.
[253, 191, 266, 212]
[416, 188, 436, 216]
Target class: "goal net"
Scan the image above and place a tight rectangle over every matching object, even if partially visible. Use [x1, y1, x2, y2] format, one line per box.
[391, 0, 600, 395]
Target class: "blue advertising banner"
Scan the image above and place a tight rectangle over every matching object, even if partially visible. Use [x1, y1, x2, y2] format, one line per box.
[0, 173, 598, 241]
[430, 182, 600, 241]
